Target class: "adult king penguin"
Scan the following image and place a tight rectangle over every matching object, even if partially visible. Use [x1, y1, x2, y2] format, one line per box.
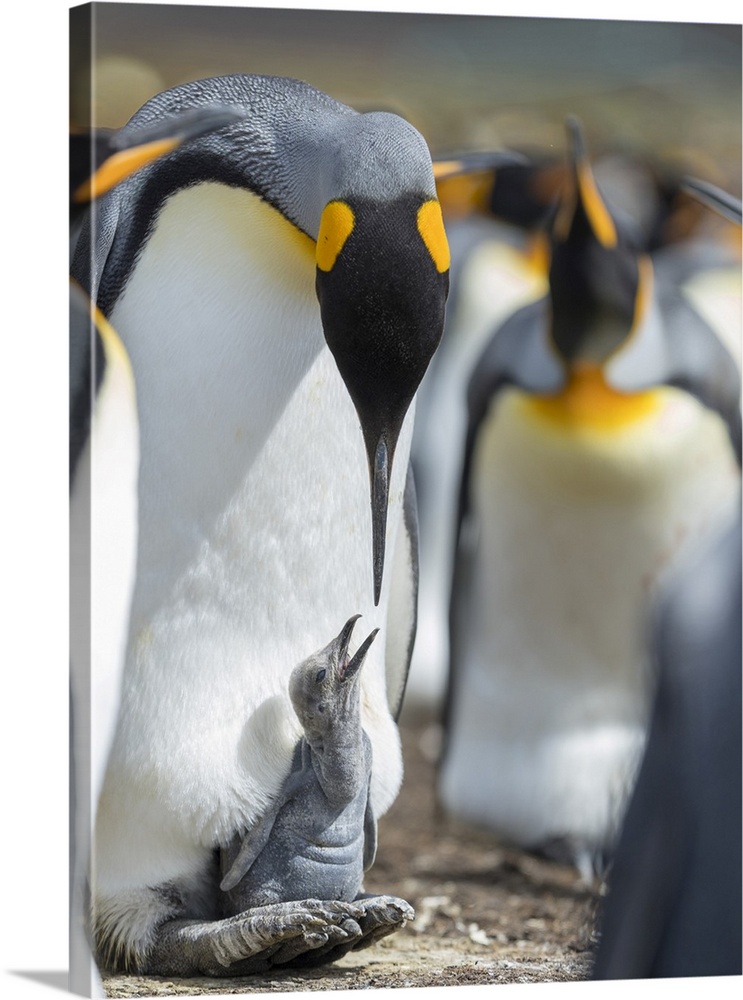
[439, 116, 741, 877]
[71, 74, 449, 976]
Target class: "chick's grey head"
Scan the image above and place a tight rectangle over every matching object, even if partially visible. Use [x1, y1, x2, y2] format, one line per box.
[289, 615, 379, 737]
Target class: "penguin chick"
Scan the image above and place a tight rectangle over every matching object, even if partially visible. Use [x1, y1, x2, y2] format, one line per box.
[219, 616, 413, 969]
[220, 616, 378, 906]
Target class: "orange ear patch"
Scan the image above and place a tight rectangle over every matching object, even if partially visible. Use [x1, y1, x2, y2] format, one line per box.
[417, 199, 450, 273]
[316, 200, 355, 272]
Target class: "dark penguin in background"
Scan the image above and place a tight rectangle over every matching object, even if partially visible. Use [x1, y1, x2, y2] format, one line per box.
[439, 116, 741, 876]
[71, 74, 450, 976]
[592, 189, 742, 981]
[592, 505, 742, 979]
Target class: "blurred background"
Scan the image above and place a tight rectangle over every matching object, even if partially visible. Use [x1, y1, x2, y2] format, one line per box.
[70, 4, 741, 194]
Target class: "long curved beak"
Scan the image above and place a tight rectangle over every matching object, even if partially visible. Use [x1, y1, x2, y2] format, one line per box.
[682, 176, 742, 225]
[370, 436, 391, 607]
[561, 114, 618, 249]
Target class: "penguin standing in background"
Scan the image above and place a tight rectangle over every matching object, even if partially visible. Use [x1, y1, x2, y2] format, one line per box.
[592, 189, 742, 981]
[408, 152, 550, 707]
[409, 137, 743, 712]
[70, 106, 244, 996]
[71, 74, 449, 977]
[439, 116, 741, 877]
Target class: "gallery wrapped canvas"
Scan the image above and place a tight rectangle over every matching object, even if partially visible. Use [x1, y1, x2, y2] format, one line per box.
[69, 3, 741, 997]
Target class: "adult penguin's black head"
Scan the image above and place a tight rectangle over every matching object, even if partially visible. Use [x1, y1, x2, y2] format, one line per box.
[73, 79, 450, 607]
[312, 115, 450, 605]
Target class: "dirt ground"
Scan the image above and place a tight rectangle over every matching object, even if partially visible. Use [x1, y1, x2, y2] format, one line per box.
[102, 706, 602, 997]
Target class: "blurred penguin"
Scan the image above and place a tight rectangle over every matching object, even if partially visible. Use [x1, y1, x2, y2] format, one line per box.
[592, 183, 742, 980]
[408, 136, 742, 713]
[592, 504, 742, 979]
[438, 117, 741, 876]
[69, 106, 242, 996]
[407, 151, 550, 708]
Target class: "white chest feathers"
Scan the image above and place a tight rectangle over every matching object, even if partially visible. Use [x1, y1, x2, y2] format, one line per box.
[96, 183, 407, 890]
[442, 377, 740, 855]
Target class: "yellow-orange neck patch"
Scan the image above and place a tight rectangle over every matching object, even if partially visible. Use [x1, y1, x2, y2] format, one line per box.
[524, 230, 551, 279]
[316, 200, 355, 271]
[525, 361, 660, 432]
[417, 199, 450, 273]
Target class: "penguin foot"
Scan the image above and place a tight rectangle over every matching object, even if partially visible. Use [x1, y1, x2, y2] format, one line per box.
[139, 899, 366, 977]
[352, 893, 416, 951]
[280, 893, 415, 968]
[533, 835, 609, 882]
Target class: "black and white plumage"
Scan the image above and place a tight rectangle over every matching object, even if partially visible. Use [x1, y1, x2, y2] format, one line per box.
[438, 117, 741, 874]
[71, 74, 449, 976]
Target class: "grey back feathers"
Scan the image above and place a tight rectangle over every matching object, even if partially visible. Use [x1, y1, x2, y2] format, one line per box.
[124, 75, 436, 213]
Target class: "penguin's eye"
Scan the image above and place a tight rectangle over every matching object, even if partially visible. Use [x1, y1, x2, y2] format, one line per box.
[317, 703, 326, 713]
[316, 668, 327, 683]
[417, 199, 450, 273]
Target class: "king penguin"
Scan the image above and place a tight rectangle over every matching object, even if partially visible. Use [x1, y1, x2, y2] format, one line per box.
[70, 74, 449, 976]
[407, 151, 549, 707]
[439, 116, 741, 876]
[592, 188, 742, 980]
[69, 106, 244, 996]
[410, 138, 741, 716]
